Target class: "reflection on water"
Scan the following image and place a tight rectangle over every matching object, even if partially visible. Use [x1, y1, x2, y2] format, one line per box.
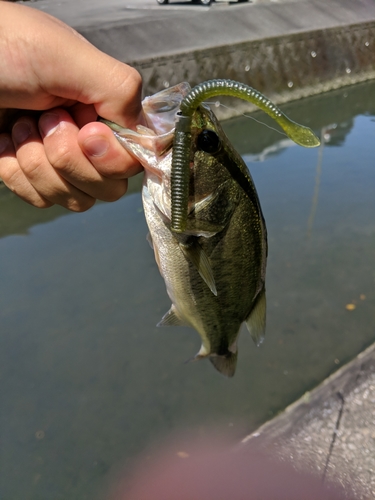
[1, 81, 375, 499]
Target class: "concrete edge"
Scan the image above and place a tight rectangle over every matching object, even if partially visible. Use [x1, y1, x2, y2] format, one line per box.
[129, 20, 375, 120]
[241, 340, 375, 445]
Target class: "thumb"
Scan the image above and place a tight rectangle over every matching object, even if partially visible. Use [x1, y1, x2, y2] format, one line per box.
[78, 57, 143, 129]
[44, 30, 143, 128]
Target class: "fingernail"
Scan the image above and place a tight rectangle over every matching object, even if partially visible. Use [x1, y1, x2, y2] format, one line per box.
[39, 113, 60, 138]
[12, 121, 31, 145]
[83, 136, 109, 157]
[0, 135, 11, 155]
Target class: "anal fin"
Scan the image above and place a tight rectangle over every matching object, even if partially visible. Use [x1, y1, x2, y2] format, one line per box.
[245, 289, 266, 346]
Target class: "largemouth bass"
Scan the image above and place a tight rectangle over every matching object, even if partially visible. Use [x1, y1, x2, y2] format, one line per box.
[103, 80, 319, 377]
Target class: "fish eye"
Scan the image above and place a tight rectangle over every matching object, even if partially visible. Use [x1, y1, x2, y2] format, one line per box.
[197, 129, 221, 154]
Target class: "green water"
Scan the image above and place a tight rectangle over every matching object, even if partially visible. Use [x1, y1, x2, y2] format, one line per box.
[1, 81, 374, 499]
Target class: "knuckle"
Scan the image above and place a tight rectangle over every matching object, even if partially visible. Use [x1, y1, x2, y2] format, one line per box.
[127, 67, 143, 91]
[0, 161, 20, 187]
[105, 192, 122, 203]
[115, 64, 143, 108]
[28, 198, 53, 209]
[21, 156, 45, 179]
[101, 181, 127, 202]
[120, 64, 143, 92]
[66, 196, 96, 213]
[48, 141, 73, 172]
[0, 164, 53, 209]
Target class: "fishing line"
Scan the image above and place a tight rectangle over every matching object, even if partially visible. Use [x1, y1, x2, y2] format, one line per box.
[203, 101, 289, 138]
[171, 79, 320, 232]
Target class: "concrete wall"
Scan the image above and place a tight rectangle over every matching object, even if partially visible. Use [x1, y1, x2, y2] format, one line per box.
[74, 0, 375, 119]
[131, 22, 375, 119]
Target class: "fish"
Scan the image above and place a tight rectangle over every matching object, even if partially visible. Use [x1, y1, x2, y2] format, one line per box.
[103, 82, 267, 377]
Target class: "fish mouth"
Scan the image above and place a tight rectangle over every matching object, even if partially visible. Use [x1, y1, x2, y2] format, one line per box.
[109, 82, 192, 157]
[142, 82, 191, 136]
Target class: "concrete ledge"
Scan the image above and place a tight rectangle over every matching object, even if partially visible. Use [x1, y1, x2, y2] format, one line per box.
[23, 0, 375, 118]
[74, 0, 375, 118]
[242, 342, 375, 498]
[78, 0, 375, 61]
[131, 22, 375, 119]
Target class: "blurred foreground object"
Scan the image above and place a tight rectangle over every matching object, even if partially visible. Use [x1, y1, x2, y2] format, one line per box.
[111, 436, 355, 500]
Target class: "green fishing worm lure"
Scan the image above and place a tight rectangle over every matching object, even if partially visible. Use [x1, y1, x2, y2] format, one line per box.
[171, 79, 320, 233]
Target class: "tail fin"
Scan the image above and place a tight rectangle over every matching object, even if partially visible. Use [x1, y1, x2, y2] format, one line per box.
[209, 352, 237, 378]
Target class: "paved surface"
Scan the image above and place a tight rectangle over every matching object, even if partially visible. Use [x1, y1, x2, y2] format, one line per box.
[20, 0, 375, 62]
[20, 0, 301, 31]
[15, 0, 375, 496]
[243, 342, 375, 499]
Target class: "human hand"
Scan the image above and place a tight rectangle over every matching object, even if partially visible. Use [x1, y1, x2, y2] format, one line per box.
[0, 2, 143, 211]
[114, 436, 354, 500]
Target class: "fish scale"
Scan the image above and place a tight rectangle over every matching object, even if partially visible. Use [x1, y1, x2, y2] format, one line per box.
[102, 80, 319, 377]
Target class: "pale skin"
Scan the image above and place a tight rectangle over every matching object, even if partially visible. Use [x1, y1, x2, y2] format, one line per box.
[0, 1, 143, 211]
[111, 436, 354, 500]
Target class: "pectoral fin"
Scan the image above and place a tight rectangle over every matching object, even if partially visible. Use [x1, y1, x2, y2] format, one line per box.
[187, 179, 240, 235]
[157, 306, 187, 327]
[179, 240, 217, 296]
[245, 289, 266, 346]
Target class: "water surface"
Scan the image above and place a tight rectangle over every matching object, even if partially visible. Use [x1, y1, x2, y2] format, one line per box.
[1, 81, 374, 499]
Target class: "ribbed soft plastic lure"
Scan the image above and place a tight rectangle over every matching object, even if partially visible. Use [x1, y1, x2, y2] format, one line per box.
[171, 79, 320, 233]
